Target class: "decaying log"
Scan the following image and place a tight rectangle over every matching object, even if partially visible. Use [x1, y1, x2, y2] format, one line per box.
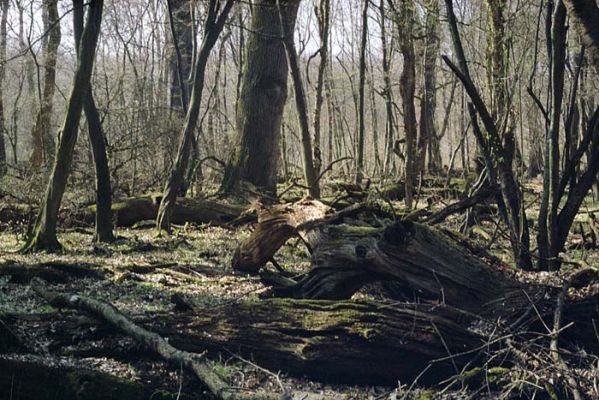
[234, 201, 598, 336]
[20, 283, 485, 386]
[232, 198, 334, 273]
[157, 299, 484, 385]
[94, 194, 248, 227]
[29, 278, 284, 400]
[235, 200, 533, 313]
[0, 195, 249, 228]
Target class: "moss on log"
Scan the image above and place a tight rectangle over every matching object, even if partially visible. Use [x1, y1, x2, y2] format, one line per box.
[154, 299, 484, 385]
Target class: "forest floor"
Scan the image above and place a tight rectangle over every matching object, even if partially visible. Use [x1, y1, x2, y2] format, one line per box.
[1, 178, 598, 399]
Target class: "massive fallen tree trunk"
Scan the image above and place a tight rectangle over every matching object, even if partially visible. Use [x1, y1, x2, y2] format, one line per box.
[233, 200, 599, 347]
[156, 299, 484, 385]
[22, 282, 485, 386]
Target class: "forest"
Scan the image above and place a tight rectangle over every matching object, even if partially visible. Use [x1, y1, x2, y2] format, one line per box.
[0, 0, 598, 398]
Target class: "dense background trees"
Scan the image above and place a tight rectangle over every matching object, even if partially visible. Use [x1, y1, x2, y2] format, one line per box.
[0, 0, 598, 259]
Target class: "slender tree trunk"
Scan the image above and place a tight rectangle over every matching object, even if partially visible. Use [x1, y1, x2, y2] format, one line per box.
[22, 0, 104, 253]
[221, 0, 299, 196]
[355, 0, 368, 184]
[312, 0, 330, 177]
[157, 0, 234, 232]
[538, 1, 567, 270]
[278, 0, 319, 198]
[73, 0, 114, 243]
[379, 0, 395, 175]
[29, 0, 61, 169]
[443, 0, 532, 269]
[0, 0, 7, 178]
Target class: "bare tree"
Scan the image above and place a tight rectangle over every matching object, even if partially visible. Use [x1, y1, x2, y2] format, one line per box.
[278, 0, 319, 198]
[0, 0, 7, 177]
[221, 0, 300, 197]
[73, 0, 114, 243]
[30, 0, 61, 169]
[23, 0, 104, 253]
[156, 0, 234, 232]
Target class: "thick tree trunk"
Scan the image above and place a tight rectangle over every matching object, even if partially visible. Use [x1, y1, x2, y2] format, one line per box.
[312, 0, 330, 178]
[221, 0, 299, 196]
[417, 0, 440, 174]
[395, 0, 417, 209]
[563, 0, 599, 73]
[22, 0, 103, 253]
[73, 0, 114, 243]
[29, 0, 61, 169]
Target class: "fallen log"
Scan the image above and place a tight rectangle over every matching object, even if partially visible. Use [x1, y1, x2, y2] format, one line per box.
[94, 194, 248, 227]
[232, 198, 334, 273]
[157, 299, 484, 385]
[234, 200, 598, 343]
[0, 195, 249, 228]
[29, 278, 285, 400]
[21, 284, 486, 386]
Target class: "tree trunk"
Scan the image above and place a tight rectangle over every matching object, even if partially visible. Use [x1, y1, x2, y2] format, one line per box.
[160, 300, 484, 385]
[396, 0, 417, 209]
[221, 0, 299, 196]
[538, 1, 567, 270]
[0, 0, 7, 178]
[355, 0, 368, 184]
[279, 0, 319, 198]
[22, 0, 104, 253]
[417, 0, 440, 174]
[312, 0, 330, 177]
[73, 0, 114, 243]
[29, 0, 61, 169]
[563, 0, 599, 73]
[379, 0, 396, 175]
[156, 0, 234, 232]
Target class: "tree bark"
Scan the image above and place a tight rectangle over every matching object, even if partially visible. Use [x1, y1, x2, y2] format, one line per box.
[221, 0, 299, 197]
[563, 0, 599, 73]
[22, 0, 104, 253]
[0, 0, 7, 178]
[73, 0, 114, 243]
[29, 0, 61, 169]
[278, 0, 319, 198]
[417, 0, 440, 174]
[355, 0, 368, 184]
[156, 0, 234, 232]
[398, 1, 417, 209]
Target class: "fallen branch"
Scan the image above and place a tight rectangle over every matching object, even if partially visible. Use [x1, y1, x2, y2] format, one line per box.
[30, 278, 283, 400]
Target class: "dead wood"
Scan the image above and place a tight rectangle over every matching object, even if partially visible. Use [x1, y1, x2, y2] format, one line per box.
[29, 277, 287, 400]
